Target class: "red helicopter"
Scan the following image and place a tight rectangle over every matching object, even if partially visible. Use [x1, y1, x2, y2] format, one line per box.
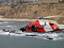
[20, 16, 64, 33]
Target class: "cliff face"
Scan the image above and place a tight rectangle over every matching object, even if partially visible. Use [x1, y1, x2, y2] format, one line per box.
[0, 0, 64, 24]
[1, 3, 64, 18]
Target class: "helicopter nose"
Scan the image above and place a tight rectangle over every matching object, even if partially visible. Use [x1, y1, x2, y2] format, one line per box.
[20, 27, 26, 31]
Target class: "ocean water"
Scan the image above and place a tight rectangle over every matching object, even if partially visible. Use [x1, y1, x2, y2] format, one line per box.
[0, 21, 64, 48]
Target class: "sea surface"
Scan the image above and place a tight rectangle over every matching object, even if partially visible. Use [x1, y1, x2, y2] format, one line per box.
[0, 21, 64, 48]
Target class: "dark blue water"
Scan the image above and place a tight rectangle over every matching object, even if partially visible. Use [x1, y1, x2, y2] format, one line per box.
[0, 35, 64, 48]
[0, 21, 64, 48]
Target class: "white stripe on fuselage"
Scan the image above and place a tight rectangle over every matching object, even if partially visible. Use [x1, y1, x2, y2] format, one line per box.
[39, 20, 53, 32]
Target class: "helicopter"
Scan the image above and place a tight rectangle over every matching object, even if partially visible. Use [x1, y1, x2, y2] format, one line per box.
[20, 16, 64, 33]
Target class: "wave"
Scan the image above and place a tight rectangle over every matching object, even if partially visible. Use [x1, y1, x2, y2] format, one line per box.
[33, 33, 64, 41]
[0, 31, 64, 41]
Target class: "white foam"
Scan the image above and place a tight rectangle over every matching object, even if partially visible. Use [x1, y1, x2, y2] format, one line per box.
[39, 33, 64, 40]
[0, 30, 64, 41]
[0, 32, 9, 35]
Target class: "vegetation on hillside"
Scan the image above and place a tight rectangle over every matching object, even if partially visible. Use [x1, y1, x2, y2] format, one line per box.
[0, 0, 64, 23]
